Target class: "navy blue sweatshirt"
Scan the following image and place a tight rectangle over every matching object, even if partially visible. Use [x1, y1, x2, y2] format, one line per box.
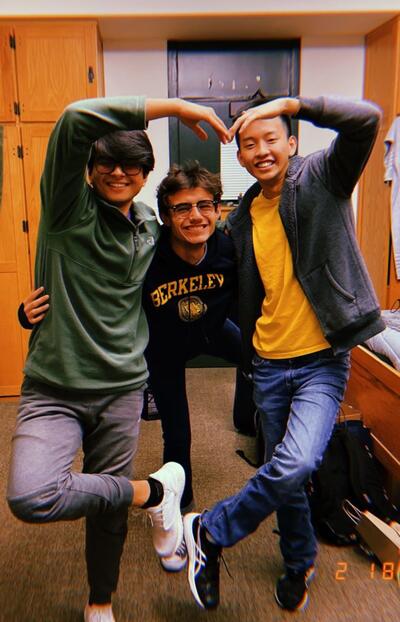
[143, 227, 237, 354]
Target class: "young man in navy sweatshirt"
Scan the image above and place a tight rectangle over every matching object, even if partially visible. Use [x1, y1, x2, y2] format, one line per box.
[144, 162, 252, 537]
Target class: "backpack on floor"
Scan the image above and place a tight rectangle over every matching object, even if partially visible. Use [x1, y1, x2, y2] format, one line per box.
[308, 420, 400, 546]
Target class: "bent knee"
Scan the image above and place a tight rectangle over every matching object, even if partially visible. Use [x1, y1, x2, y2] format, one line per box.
[7, 485, 62, 524]
[292, 458, 316, 482]
[270, 453, 317, 485]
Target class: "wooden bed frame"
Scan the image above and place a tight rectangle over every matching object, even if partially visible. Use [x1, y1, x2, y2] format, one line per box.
[344, 345, 400, 482]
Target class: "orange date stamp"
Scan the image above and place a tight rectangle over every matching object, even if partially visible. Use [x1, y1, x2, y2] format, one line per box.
[335, 561, 400, 581]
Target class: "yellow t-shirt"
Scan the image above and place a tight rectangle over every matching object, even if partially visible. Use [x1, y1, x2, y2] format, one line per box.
[250, 192, 329, 359]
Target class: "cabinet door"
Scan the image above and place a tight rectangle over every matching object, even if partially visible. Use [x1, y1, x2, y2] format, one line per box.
[20, 124, 54, 282]
[359, 17, 399, 307]
[0, 125, 31, 395]
[0, 23, 17, 122]
[14, 21, 103, 122]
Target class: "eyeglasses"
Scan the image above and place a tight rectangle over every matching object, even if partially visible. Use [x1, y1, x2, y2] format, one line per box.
[94, 158, 142, 176]
[168, 199, 219, 216]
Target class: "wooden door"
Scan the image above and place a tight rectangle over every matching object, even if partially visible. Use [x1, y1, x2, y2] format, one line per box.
[0, 23, 17, 122]
[359, 16, 400, 307]
[20, 124, 54, 281]
[14, 21, 103, 122]
[0, 125, 31, 395]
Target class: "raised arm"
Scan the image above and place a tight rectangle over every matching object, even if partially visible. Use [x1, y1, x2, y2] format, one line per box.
[295, 96, 381, 196]
[146, 98, 230, 143]
[229, 97, 300, 137]
[41, 96, 148, 228]
[229, 95, 382, 197]
[42, 96, 230, 229]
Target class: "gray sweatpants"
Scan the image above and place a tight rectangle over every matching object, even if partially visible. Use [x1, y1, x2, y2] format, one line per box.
[7, 377, 143, 603]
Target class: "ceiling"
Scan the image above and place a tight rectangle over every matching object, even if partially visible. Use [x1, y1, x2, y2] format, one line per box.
[2, 8, 399, 42]
[95, 11, 399, 42]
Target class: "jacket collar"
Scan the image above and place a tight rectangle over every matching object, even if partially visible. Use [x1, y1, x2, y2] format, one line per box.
[230, 155, 305, 226]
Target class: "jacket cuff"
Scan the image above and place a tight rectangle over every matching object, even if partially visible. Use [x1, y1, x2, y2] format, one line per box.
[18, 303, 34, 330]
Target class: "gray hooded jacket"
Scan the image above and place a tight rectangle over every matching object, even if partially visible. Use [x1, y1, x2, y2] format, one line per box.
[227, 95, 385, 373]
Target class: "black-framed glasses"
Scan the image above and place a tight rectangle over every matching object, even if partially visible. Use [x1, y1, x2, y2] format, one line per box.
[168, 199, 219, 216]
[94, 158, 142, 176]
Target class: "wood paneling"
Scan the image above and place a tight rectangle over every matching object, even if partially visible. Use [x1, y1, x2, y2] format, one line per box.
[0, 126, 31, 395]
[345, 346, 400, 480]
[0, 19, 104, 395]
[20, 124, 54, 282]
[358, 16, 400, 308]
[0, 23, 17, 122]
[14, 21, 103, 122]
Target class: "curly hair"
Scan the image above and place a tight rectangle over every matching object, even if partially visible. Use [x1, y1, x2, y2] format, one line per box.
[157, 161, 222, 215]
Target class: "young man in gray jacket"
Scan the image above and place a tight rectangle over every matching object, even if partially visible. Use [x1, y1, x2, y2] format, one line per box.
[183, 95, 385, 612]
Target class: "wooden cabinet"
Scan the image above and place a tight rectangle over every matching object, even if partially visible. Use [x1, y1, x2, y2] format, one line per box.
[0, 19, 104, 395]
[0, 23, 18, 122]
[20, 124, 55, 282]
[14, 21, 104, 122]
[0, 126, 31, 395]
[357, 16, 400, 309]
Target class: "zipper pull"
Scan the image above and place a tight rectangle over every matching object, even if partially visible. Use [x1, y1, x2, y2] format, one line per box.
[133, 234, 139, 251]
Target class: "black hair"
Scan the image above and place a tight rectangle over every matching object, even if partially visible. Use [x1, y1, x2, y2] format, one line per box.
[233, 97, 293, 147]
[87, 129, 155, 176]
[157, 161, 222, 215]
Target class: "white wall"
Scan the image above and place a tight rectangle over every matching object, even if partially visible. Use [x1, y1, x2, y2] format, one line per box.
[103, 36, 365, 208]
[299, 36, 365, 155]
[300, 36, 365, 213]
[104, 40, 169, 207]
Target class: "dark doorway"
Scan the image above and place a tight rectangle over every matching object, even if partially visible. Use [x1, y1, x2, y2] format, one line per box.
[168, 39, 300, 189]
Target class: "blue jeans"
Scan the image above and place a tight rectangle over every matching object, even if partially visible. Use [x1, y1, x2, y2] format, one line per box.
[202, 348, 350, 572]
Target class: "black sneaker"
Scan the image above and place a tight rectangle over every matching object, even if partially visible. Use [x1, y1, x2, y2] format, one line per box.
[274, 565, 315, 611]
[183, 512, 221, 610]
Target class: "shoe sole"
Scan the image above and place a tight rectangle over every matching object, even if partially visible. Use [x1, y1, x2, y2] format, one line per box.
[150, 463, 185, 558]
[183, 513, 206, 609]
[160, 555, 188, 573]
[274, 566, 316, 612]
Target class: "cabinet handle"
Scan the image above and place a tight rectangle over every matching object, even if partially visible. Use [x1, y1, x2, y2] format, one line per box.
[88, 66, 95, 83]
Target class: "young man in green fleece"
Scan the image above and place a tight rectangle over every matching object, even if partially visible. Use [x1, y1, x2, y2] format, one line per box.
[6, 95, 229, 622]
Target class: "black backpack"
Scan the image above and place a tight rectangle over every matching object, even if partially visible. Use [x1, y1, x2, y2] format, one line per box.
[308, 420, 399, 546]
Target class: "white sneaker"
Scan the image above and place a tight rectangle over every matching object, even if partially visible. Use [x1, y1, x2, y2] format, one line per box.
[160, 538, 187, 572]
[84, 604, 115, 622]
[146, 462, 185, 558]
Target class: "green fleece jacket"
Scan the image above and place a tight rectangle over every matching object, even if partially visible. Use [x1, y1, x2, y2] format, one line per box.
[24, 97, 160, 392]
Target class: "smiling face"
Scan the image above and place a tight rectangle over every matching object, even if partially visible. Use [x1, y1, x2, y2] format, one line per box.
[89, 162, 147, 216]
[162, 187, 221, 260]
[237, 116, 297, 197]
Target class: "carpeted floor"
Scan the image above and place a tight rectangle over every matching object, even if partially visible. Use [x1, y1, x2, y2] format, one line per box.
[0, 368, 398, 621]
